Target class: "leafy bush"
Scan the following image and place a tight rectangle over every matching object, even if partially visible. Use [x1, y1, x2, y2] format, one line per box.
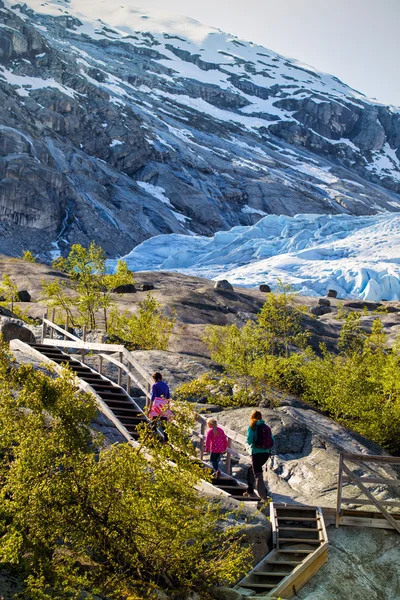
[22, 250, 37, 263]
[201, 287, 400, 453]
[108, 294, 176, 350]
[43, 243, 135, 330]
[0, 344, 251, 599]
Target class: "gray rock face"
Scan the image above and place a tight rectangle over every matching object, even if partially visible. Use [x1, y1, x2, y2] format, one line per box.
[0, 2, 399, 260]
[0, 316, 35, 343]
[298, 526, 400, 600]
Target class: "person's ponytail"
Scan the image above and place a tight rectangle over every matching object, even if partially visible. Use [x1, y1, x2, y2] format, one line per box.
[250, 409, 262, 430]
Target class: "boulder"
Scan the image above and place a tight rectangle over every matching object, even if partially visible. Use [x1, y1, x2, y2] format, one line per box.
[210, 588, 243, 600]
[311, 305, 332, 316]
[17, 290, 31, 302]
[344, 301, 380, 311]
[112, 284, 136, 294]
[214, 280, 234, 291]
[136, 283, 155, 291]
[259, 284, 271, 293]
[327, 289, 338, 298]
[318, 298, 330, 307]
[0, 317, 35, 343]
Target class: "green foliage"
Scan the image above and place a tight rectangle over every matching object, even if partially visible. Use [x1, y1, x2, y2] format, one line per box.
[22, 250, 37, 263]
[204, 321, 264, 377]
[336, 301, 349, 320]
[0, 344, 251, 598]
[202, 288, 400, 453]
[338, 312, 366, 355]
[0, 273, 19, 311]
[108, 294, 176, 350]
[257, 281, 310, 356]
[42, 243, 135, 331]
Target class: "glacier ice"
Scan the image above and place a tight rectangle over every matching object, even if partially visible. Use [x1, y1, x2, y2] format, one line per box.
[109, 213, 400, 301]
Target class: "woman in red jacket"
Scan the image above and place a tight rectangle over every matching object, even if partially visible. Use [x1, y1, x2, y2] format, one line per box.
[205, 418, 228, 477]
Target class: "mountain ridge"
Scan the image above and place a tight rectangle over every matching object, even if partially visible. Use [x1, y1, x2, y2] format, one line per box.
[0, 0, 399, 260]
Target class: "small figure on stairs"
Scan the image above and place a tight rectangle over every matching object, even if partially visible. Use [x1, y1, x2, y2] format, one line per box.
[205, 418, 229, 477]
[149, 372, 172, 442]
[245, 410, 274, 500]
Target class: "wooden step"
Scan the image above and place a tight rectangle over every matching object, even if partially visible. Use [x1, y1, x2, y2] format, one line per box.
[213, 479, 239, 487]
[278, 538, 320, 544]
[229, 495, 259, 502]
[119, 417, 147, 426]
[276, 549, 313, 554]
[112, 408, 143, 416]
[265, 560, 302, 566]
[217, 485, 247, 493]
[239, 583, 276, 589]
[211, 479, 238, 486]
[253, 571, 289, 577]
[278, 527, 321, 533]
[277, 517, 318, 522]
[104, 400, 137, 409]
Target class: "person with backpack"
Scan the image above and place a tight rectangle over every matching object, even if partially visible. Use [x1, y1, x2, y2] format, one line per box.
[205, 418, 229, 477]
[245, 409, 274, 500]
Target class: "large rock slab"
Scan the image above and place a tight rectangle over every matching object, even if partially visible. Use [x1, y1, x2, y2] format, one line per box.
[0, 317, 35, 344]
[212, 403, 398, 509]
[298, 526, 400, 600]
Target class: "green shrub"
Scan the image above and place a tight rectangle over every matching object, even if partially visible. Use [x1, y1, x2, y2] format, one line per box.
[0, 344, 251, 598]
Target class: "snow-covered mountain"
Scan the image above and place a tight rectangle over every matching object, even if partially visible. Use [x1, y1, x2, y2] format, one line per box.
[111, 213, 400, 301]
[0, 0, 400, 259]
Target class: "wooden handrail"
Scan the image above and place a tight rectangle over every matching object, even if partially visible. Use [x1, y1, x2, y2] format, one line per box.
[341, 453, 400, 464]
[336, 452, 400, 534]
[43, 318, 81, 342]
[41, 317, 249, 474]
[42, 338, 125, 352]
[99, 353, 151, 399]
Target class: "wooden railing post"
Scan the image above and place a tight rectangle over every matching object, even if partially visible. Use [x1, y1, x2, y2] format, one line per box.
[225, 438, 232, 475]
[81, 325, 86, 364]
[336, 452, 344, 528]
[98, 355, 103, 375]
[200, 420, 206, 461]
[146, 382, 151, 411]
[50, 308, 55, 339]
[41, 310, 47, 344]
[65, 316, 69, 340]
[118, 352, 123, 386]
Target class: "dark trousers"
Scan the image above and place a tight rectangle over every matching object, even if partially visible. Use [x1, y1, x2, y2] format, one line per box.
[247, 452, 270, 498]
[151, 416, 168, 442]
[210, 452, 222, 472]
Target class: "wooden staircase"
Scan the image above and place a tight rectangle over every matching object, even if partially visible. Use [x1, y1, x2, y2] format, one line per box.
[236, 503, 328, 599]
[14, 341, 254, 502]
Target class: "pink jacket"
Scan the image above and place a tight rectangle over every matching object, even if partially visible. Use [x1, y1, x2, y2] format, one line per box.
[205, 426, 228, 453]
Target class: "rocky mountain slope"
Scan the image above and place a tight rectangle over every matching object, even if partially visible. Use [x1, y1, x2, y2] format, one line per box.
[0, 0, 400, 259]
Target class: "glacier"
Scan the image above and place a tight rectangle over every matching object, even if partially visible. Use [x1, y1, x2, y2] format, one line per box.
[109, 213, 400, 301]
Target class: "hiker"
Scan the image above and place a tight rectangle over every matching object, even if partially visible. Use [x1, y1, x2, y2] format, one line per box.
[149, 372, 172, 441]
[151, 372, 170, 402]
[205, 418, 229, 477]
[245, 409, 274, 500]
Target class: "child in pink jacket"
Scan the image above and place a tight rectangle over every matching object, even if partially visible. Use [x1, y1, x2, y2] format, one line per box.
[205, 418, 228, 476]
